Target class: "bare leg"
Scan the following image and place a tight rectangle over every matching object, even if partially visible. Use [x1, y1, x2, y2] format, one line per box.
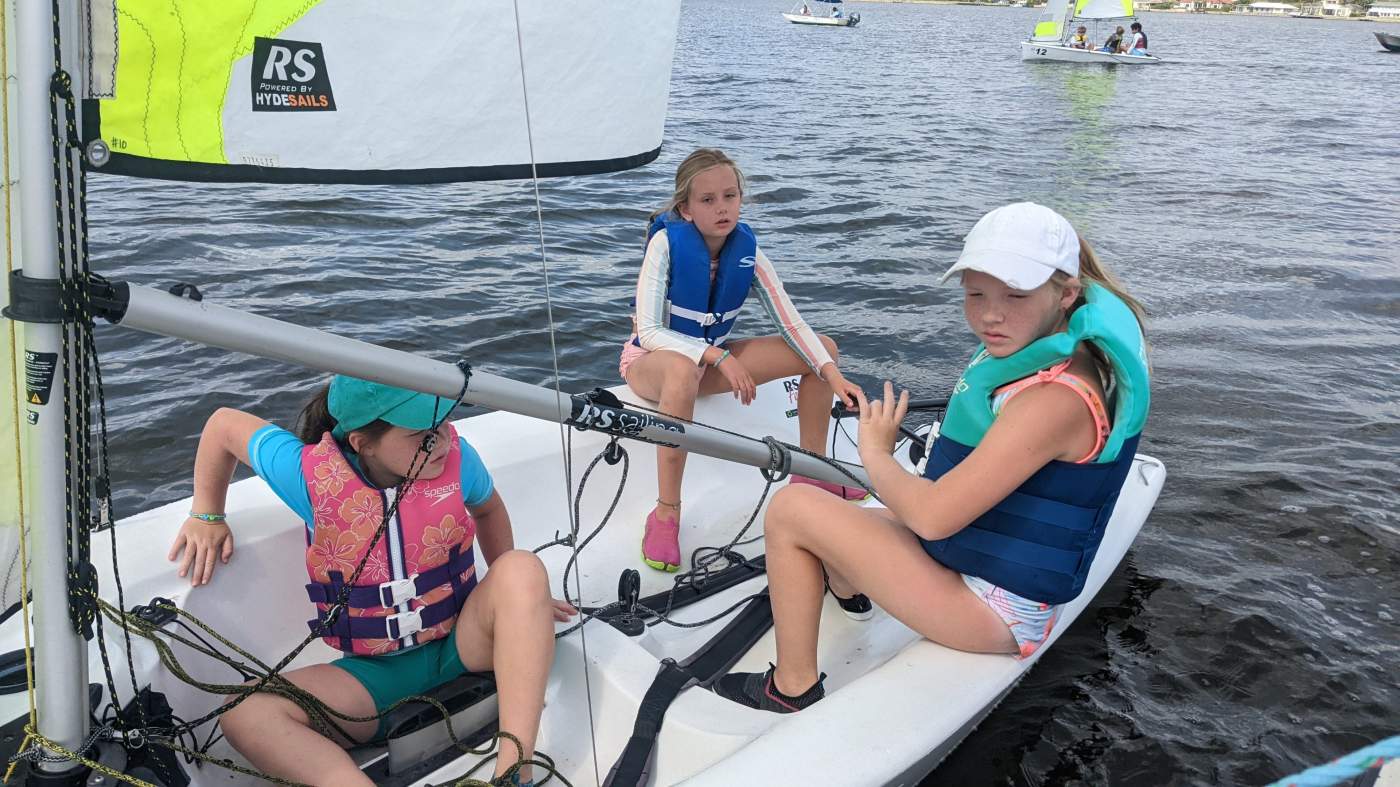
[222, 555, 556, 785]
[824, 562, 858, 599]
[717, 335, 841, 455]
[624, 335, 845, 500]
[763, 485, 1018, 695]
[623, 349, 705, 525]
[454, 550, 557, 781]
[220, 664, 379, 787]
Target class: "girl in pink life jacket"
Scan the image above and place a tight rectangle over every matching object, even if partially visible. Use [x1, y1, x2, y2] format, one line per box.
[712, 203, 1150, 714]
[166, 376, 574, 787]
[620, 147, 866, 573]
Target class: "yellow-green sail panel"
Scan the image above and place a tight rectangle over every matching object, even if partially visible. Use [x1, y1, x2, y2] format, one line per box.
[101, 0, 326, 165]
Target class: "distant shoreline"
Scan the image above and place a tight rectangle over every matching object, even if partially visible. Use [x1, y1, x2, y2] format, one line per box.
[847, 0, 1400, 20]
[1139, 9, 1400, 20]
[848, 0, 968, 5]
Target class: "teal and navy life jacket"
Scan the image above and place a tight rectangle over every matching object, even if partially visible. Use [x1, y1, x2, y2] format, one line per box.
[633, 213, 757, 348]
[920, 283, 1150, 605]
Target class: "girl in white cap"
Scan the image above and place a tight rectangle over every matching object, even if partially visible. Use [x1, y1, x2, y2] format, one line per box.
[713, 202, 1150, 714]
[166, 377, 570, 786]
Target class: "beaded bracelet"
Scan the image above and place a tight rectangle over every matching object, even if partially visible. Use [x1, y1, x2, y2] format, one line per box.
[713, 350, 731, 366]
[189, 512, 227, 523]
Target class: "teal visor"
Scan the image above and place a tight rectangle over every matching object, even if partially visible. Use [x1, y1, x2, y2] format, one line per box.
[327, 376, 455, 440]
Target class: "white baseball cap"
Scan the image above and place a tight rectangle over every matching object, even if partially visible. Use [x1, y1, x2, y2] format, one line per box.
[940, 202, 1081, 291]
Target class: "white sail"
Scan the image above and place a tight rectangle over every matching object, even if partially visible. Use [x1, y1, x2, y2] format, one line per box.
[1074, 0, 1136, 19]
[1030, 0, 1077, 41]
[85, 0, 682, 183]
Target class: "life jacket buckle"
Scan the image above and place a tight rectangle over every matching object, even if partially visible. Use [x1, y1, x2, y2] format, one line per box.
[378, 574, 421, 608]
[386, 607, 424, 639]
[700, 312, 721, 327]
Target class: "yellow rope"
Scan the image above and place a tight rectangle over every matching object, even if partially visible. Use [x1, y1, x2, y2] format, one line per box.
[0, 0, 40, 748]
[0, 728, 29, 778]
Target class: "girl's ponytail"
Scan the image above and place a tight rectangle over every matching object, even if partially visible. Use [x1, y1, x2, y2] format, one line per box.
[1075, 234, 1148, 333]
[297, 381, 394, 447]
[297, 384, 338, 444]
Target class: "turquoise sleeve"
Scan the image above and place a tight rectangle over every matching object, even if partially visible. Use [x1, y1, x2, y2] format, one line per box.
[247, 424, 314, 533]
[457, 437, 495, 507]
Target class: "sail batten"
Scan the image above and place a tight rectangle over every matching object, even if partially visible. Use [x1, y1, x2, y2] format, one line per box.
[85, 0, 681, 184]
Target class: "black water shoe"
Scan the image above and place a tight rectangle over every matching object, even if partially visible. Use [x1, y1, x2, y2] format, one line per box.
[713, 663, 825, 714]
[824, 572, 873, 621]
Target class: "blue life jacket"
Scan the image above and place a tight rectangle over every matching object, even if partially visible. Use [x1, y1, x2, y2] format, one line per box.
[919, 283, 1150, 605]
[633, 213, 757, 348]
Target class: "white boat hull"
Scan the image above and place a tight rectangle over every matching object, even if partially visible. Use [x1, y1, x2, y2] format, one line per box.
[1020, 41, 1163, 64]
[782, 12, 858, 26]
[0, 378, 1164, 785]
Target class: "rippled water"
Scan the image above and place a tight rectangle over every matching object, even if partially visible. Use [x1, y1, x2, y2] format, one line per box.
[82, 1, 1400, 784]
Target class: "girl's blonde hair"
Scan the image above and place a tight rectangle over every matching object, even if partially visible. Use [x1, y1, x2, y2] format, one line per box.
[1057, 234, 1148, 332]
[1051, 234, 1150, 378]
[648, 148, 746, 228]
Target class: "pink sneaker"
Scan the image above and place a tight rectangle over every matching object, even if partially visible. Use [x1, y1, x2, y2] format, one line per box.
[642, 509, 681, 572]
[789, 474, 870, 501]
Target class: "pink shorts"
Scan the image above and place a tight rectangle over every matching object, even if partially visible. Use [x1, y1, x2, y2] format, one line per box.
[618, 339, 706, 384]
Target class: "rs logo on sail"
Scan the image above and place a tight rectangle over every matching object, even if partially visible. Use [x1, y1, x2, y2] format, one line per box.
[250, 37, 337, 112]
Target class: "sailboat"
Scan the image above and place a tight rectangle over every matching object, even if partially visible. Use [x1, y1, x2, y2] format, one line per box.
[1021, 0, 1163, 64]
[0, 1, 1162, 786]
[783, 1, 862, 27]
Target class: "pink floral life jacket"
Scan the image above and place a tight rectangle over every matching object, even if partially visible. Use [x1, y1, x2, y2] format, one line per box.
[301, 425, 478, 656]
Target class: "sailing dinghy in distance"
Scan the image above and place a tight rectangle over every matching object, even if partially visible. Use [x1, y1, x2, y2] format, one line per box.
[1021, 0, 1162, 64]
[783, 0, 861, 27]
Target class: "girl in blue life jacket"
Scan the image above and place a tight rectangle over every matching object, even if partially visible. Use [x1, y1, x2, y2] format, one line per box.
[713, 202, 1151, 713]
[620, 148, 866, 573]
[166, 377, 576, 786]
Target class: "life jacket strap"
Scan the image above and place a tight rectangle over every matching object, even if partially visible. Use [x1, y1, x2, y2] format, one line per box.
[308, 578, 470, 642]
[668, 303, 742, 327]
[303, 546, 475, 608]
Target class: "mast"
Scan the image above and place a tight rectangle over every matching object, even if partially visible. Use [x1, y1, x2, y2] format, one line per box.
[13, 0, 89, 777]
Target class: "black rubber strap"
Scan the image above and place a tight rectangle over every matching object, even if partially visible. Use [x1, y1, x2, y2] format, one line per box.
[586, 556, 765, 621]
[603, 590, 774, 787]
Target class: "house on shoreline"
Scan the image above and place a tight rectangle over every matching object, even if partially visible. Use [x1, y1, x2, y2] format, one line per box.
[1298, 0, 1354, 16]
[1243, 1, 1297, 13]
[1369, 0, 1400, 16]
[1174, 0, 1233, 11]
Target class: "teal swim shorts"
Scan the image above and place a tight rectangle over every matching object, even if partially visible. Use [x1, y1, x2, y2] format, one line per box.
[331, 630, 470, 739]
